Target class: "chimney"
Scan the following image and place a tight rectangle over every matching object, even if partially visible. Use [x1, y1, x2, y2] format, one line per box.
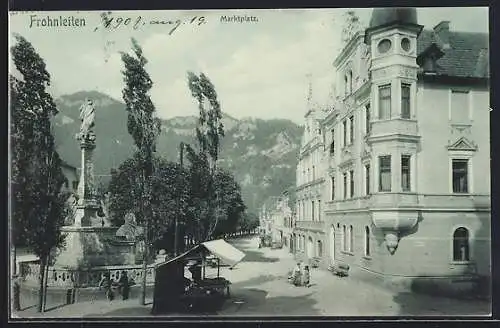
[433, 21, 451, 50]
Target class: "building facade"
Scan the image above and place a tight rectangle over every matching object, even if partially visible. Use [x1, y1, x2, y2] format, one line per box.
[294, 104, 328, 266]
[61, 160, 79, 194]
[297, 8, 490, 295]
[271, 191, 295, 252]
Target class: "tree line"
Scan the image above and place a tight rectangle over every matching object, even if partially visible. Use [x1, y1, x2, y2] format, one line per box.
[9, 35, 258, 312]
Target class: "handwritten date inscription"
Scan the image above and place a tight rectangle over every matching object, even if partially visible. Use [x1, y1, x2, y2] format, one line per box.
[94, 14, 206, 35]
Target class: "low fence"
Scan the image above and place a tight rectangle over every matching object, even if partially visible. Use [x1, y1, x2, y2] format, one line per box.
[20, 262, 156, 289]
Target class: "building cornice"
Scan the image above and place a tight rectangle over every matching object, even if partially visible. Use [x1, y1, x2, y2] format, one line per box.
[367, 133, 421, 144]
[296, 178, 326, 192]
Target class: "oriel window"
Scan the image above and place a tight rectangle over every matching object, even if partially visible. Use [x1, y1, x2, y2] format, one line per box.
[401, 155, 411, 192]
[379, 155, 392, 192]
[379, 84, 392, 119]
[401, 83, 411, 119]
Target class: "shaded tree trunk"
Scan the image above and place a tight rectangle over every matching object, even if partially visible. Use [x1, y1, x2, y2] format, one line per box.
[37, 255, 47, 313]
[140, 169, 149, 306]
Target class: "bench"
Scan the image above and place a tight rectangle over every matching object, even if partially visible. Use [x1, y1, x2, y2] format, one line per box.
[328, 263, 349, 277]
[310, 258, 321, 268]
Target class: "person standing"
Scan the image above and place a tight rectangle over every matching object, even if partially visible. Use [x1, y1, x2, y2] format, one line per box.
[99, 272, 114, 301]
[302, 265, 311, 287]
[119, 270, 130, 300]
[292, 262, 302, 286]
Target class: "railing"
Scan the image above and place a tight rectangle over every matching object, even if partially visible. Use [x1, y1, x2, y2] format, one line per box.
[20, 262, 156, 288]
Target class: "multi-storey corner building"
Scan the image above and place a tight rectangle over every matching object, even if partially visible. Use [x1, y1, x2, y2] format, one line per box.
[295, 8, 490, 295]
[293, 104, 329, 265]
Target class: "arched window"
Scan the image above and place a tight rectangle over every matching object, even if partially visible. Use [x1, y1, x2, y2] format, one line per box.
[453, 227, 470, 261]
[365, 226, 370, 256]
[349, 225, 354, 252]
[317, 240, 323, 257]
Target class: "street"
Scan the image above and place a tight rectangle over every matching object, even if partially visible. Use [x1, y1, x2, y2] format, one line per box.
[13, 236, 490, 318]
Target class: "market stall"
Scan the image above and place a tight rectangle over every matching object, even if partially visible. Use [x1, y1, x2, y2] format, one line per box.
[152, 239, 245, 314]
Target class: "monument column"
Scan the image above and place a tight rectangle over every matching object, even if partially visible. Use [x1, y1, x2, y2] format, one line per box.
[74, 135, 99, 227]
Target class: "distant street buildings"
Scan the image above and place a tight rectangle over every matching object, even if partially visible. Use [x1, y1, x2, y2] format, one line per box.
[289, 8, 490, 296]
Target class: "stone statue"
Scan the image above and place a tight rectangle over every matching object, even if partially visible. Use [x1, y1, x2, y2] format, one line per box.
[116, 212, 144, 241]
[77, 98, 96, 141]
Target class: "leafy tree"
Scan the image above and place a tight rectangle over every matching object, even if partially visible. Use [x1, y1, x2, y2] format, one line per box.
[108, 155, 189, 243]
[185, 72, 225, 241]
[120, 38, 161, 305]
[10, 34, 68, 312]
[212, 169, 246, 237]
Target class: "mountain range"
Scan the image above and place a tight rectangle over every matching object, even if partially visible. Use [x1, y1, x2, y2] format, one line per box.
[52, 91, 303, 215]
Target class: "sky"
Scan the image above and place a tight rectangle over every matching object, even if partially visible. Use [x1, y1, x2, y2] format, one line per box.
[9, 8, 489, 124]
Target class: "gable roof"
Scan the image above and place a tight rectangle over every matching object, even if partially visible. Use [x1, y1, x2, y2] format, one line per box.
[417, 30, 489, 79]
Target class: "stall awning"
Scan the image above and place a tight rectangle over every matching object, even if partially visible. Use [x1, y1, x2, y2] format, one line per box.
[202, 239, 245, 267]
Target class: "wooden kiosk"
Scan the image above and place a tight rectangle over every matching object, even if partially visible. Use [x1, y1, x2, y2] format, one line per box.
[152, 239, 245, 314]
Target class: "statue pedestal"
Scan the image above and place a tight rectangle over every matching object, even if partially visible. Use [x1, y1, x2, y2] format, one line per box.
[53, 227, 139, 269]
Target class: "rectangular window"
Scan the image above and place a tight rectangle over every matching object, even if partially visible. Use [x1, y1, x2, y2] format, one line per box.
[365, 164, 371, 195]
[318, 200, 321, 221]
[331, 176, 335, 201]
[349, 115, 354, 144]
[350, 169, 355, 198]
[401, 83, 411, 119]
[311, 200, 315, 221]
[379, 156, 392, 192]
[343, 172, 348, 199]
[401, 155, 411, 192]
[452, 159, 469, 193]
[365, 104, 371, 134]
[330, 129, 335, 155]
[312, 165, 316, 181]
[343, 225, 347, 251]
[365, 227, 371, 256]
[343, 120, 347, 147]
[451, 90, 470, 123]
[379, 84, 392, 119]
[349, 225, 354, 252]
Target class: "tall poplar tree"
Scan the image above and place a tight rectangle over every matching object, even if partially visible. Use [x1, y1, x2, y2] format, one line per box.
[186, 72, 225, 241]
[10, 34, 68, 312]
[120, 38, 161, 306]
